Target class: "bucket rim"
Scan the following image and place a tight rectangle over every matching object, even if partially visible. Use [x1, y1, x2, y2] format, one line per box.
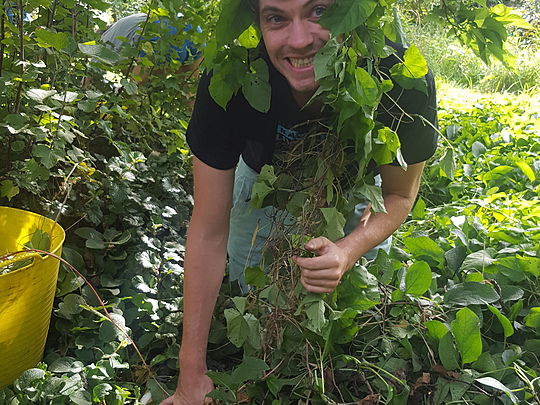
[0, 207, 66, 279]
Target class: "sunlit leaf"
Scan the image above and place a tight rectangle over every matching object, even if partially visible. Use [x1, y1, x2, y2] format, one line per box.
[451, 307, 482, 364]
[487, 305, 514, 337]
[404, 261, 432, 296]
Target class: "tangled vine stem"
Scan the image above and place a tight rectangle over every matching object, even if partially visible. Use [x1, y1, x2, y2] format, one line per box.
[0, 249, 172, 397]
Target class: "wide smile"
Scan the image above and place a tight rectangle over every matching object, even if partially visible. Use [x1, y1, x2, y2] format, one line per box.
[287, 56, 314, 71]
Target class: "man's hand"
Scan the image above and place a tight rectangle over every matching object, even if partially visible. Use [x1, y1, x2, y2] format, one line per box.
[159, 373, 214, 405]
[292, 237, 354, 294]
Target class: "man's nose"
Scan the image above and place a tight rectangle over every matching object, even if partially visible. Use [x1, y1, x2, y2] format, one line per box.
[287, 19, 314, 50]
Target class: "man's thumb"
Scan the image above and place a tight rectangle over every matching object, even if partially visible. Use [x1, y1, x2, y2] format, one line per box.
[304, 236, 329, 253]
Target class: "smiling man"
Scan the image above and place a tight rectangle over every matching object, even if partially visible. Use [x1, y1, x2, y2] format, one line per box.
[160, 0, 438, 404]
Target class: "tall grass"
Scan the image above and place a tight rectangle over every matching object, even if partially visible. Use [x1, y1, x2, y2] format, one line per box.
[405, 22, 540, 94]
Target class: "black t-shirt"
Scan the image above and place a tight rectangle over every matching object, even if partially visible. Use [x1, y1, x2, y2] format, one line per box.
[187, 45, 438, 173]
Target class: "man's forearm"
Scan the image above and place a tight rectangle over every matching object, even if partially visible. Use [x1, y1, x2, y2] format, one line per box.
[336, 192, 415, 268]
[179, 222, 228, 371]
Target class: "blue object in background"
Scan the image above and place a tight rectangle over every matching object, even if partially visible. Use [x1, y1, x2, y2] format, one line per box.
[102, 13, 202, 64]
[148, 18, 202, 63]
[6, 7, 32, 23]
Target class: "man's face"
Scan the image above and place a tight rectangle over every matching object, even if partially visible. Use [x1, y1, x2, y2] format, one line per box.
[258, 0, 332, 104]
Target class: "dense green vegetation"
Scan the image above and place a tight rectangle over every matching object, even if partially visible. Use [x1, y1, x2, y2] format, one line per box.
[0, 0, 539, 404]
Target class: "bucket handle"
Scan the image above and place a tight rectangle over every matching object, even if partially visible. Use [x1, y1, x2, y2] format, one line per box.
[0, 252, 41, 269]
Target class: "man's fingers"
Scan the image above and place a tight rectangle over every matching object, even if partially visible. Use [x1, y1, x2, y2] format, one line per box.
[293, 254, 338, 271]
[301, 268, 337, 281]
[302, 276, 336, 288]
[301, 278, 334, 294]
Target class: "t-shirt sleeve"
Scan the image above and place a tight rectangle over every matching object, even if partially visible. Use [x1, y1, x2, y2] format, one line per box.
[186, 73, 245, 170]
[376, 59, 439, 166]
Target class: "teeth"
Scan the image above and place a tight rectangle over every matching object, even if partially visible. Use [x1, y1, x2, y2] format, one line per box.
[290, 57, 313, 68]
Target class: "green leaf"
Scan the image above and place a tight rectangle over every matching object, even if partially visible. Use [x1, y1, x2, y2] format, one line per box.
[86, 239, 107, 249]
[231, 356, 269, 385]
[508, 299, 523, 321]
[232, 297, 247, 315]
[244, 313, 262, 349]
[472, 141, 487, 157]
[495, 255, 540, 278]
[372, 127, 400, 165]
[49, 357, 82, 373]
[0, 180, 20, 201]
[451, 307, 482, 364]
[487, 305, 514, 338]
[337, 264, 380, 311]
[390, 60, 428, 94]
[28, 229, 50, 251]
[403, 236, 445, 267]
[500, 285, 524, 303]
[472, 352, 497, 372]
[251, 165, 277, 208]
[439, 332, 459, 371]
[51, 91, 79, 103]
[26, 88, 57, 102]
[353, 67, 380, 107]
[449, 381, 470, 402]
[411, 197, 426, 220]
[99, 313, 126, 342]
[206, 388, 236, 402]
[242, 59, 271, 113]
[475, 377, 519, 404]
[401, 44, 428, 78]
[120, 78, 138, 96]
[57, 294, 86, 317]
[369, 249, 395, 284]
[215, 0, 255, 46]
[356, 183, 386, 213]
[93, 383, 113, 401]
[15, 368, 46, 389]
[439, 148, 456, 180]
[404, 261, 432, 296]
[320, 0, 377, 35]
[208, 71, 237, 111]
[445, 246, 467, 272]
[78, 43, 120, 64]
[69, 390, 92, 405]
[206, 371, 234, 389]
[32, 143, 63, 169]
[224, 308, 248, 347]
[266, 376, 289, 397]
[305, 300, 326, 333]
[524, 307, 540, 329]
[320, 207, 346, 241]
[426, 320, 449, 340]
[314, 38, 339, 80]
[238, 25, 260, 49]
[35, 28, 70, 50]
[491, 4, 534, 29]
[444, 282, 500, 305]
[460, 250, 495, 271]
[244, 266, 269, 288]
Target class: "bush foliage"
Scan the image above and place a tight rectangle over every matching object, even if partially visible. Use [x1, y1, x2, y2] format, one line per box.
[0, 0, 539, 404]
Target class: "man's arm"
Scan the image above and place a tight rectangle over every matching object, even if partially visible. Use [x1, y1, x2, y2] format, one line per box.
[293, 162, 425, 293]
[161, 157, 234, 405]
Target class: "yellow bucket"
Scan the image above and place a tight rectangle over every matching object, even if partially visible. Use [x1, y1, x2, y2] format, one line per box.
[0, 207, 65, 389]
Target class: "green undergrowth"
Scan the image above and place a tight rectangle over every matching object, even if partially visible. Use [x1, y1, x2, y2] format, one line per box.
[2, 86, 538, 404]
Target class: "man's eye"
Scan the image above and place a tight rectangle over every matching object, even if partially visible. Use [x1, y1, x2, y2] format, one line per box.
[268, 15, 284, 23]
[312, 6, 326, 18]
